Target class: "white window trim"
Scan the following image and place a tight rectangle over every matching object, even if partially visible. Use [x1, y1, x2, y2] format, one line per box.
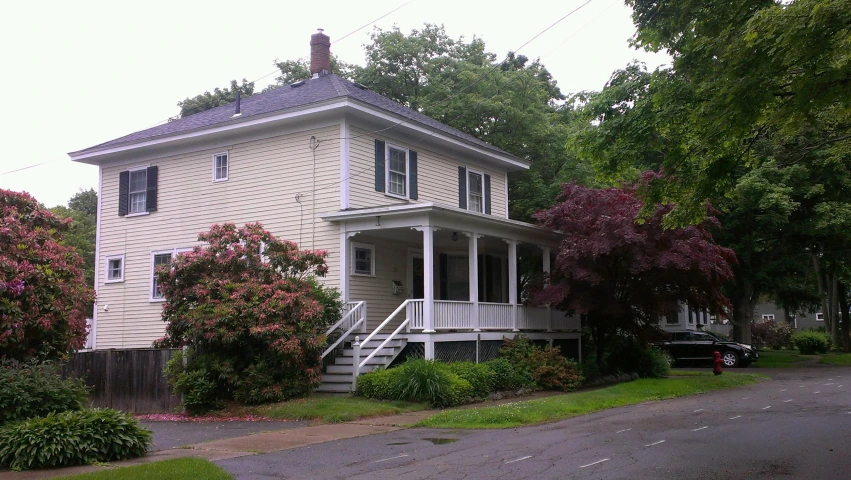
[466, 169, 485, 213]
[149, 248, 192, 301]
[761, 314, 775, 321]
[212, 152, 229, 182]
[351, 242, 376, 276]
[104, 254, 125, 284]
[384, 143, 409, 200]
[816, 312, 824, 321]
[127, 165, 149, 214]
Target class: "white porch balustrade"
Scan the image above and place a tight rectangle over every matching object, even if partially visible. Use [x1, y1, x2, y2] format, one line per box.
[406, 299, 424, 330]
[433, 300, 475, 330]
[479, 303, 514, 329]
[517, 305, 550, 330]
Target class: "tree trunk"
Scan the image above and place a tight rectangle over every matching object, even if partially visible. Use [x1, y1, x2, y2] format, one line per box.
[812, 254, 830, 334]
[829, 275, 840, 347]
[839, 281, 850, 353]
[730, 278, 755, 344]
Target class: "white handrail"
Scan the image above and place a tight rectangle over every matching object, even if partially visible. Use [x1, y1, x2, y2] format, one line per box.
[360, 299, 411, 346]
[325, 301, 364, 336]
[321, 301, 365, 359]
[359, 319, 409, 369]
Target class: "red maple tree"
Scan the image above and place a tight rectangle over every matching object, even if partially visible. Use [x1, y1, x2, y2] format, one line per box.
[532, 183, 736, 365]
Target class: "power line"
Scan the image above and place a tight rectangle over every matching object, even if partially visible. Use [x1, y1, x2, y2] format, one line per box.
[1, 159, 62, 176]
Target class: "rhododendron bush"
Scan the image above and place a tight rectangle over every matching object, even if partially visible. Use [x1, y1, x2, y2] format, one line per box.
[1, 190, 93, 360]
[153, 223, 340, 410]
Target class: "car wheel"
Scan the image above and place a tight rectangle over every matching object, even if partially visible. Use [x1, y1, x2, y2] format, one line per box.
[721, 351, 739, 368]
[662, 351, 675, 367]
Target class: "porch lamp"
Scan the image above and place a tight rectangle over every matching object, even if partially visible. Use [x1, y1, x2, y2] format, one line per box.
[452, 232, 458, 241]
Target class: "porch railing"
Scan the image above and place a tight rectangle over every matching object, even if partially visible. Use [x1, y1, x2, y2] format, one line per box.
[321, 301, 366, 359]
[479, 302, 514, 330]
[518, 305, 550, 330]
[353, 299, 414, 387]
[406, 299, 424, 329]
[433, 300, 474, 330]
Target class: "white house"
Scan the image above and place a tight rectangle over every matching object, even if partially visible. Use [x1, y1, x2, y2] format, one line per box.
[69, 31, 580, 391]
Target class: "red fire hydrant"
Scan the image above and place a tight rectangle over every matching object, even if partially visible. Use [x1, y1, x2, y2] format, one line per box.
[713, 350, 723, 376]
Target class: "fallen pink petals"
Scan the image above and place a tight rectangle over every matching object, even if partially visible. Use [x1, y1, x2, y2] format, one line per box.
[135, 413, 285, 422]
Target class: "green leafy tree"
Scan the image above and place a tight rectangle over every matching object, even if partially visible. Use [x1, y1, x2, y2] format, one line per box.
[175, 79, 255, 119]
[153, 223, 340, 410]
[269, 55, 355, 88]
[1, 190, 94, 360]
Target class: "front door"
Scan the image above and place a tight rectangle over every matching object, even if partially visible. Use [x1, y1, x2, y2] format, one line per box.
[412, 256, 424, 299]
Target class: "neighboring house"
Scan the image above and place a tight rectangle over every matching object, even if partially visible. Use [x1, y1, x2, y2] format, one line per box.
[753, 302, 822, 331]
[69, 31, 580, 392]
[652, 305, 712, 332]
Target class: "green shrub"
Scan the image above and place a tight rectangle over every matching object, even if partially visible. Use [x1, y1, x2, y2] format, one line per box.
[396, 358, 473, 407]
[445, 362, 496, 398]
[355, 367, 404, 399]
[163, 352, 224, 415]
[578, 360, 602, 382]
[0, 408, 151, 471]
[355, 359, 473, 408]
[0, 359, 89, 425]
[499, 336, 583, 391]
[792, 330, 830, 355]
[484, 358, 536, 391]
[605, 339, 669, 378]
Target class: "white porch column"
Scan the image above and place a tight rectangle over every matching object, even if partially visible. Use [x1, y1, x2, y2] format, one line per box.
[422, 226, 436, 335]
[467, 232, 480, 331]
[507, 239, 518, 332]
[542, 246, 552, 332]
[339, 229, 350, 302]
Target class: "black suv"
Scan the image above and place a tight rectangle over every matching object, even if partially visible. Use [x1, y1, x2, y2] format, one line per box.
[652, 330, 758, 368]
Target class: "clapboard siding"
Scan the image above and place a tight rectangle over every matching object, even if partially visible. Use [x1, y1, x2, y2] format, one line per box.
[348, 235, 410, 331]
[348, 126, 508, 218]
[96, 125, 341, 349]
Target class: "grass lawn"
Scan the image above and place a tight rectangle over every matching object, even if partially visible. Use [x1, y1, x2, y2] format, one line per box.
[753, 349, 819, 368]
[818, 353, 851, 366]
[417, 372, 765, 429]
[54, 458, 232, 480]
[247, 396, 429, 423]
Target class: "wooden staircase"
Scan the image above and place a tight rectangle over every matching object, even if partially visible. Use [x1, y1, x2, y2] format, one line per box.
[317, 334, 406, 393]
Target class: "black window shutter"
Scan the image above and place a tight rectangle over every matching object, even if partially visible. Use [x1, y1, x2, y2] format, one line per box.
[484, 173, 492, 214]
[118, 171, 129, 216]
[145, 166, 158, 212]
[374, 140, 385, 192]
[458, 166, 467, 209]
[409, 150, 418, 199]
[439, 253, 448, 300]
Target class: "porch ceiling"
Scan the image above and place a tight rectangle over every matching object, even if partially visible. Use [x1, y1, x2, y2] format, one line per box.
[320, 203, 562, 247]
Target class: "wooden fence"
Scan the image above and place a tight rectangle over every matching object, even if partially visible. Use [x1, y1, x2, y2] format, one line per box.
[63, 349, 181, 413]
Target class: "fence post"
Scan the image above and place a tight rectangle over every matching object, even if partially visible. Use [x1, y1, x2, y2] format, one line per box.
[352, 335, 361, 391]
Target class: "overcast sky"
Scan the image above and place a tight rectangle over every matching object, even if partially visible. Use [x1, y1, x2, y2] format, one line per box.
[0, 0, 668, 208]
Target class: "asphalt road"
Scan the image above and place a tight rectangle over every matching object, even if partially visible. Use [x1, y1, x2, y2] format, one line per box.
[217, 367, 851, 479]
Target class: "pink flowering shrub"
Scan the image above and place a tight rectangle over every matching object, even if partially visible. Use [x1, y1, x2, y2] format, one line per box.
[153, 223, 340, 411]
[0, 190, 93, 361]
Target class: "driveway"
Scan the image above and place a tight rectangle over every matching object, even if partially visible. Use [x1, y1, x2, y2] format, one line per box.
[216, 366, 851, 479]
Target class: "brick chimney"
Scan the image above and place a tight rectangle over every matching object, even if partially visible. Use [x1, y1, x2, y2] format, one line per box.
[310, 29, 331, 77]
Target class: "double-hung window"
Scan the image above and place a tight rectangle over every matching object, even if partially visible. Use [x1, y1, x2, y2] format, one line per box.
[468, 171, 484, 213]
[386, 145, 408, 198]
[213, 153, 229, 181]
[105, 255, 124, 283]
[150, 248, 191, 301]
[128, 169, 147, 214]
[351, 242, 375, 276]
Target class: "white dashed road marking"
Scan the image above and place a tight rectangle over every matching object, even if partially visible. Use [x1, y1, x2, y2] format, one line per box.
[783, 399, 793, 403]
[645, 440, 666, 447]
[729, 415, 742, 420]
[616, 428, 631, 434]
[693, 409, 704, 413]
[762, 406, 772, 410]
[373, 454, 409, 463]
[741, 397, 749, 400]
[505, 456, 532, 464]
[580, 458, 610, 469]
[799, 385, 805, 388]
[692, 426, 708, 431]
[814, 391, 821, 394]
[824, 383, 835, 386]
[780, 389, 787, 392]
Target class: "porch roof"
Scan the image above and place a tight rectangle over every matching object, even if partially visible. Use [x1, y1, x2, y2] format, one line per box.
[319, 203, 562, 246]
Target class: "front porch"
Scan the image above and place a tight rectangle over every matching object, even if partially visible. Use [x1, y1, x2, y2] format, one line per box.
[318, 204, 581, 392]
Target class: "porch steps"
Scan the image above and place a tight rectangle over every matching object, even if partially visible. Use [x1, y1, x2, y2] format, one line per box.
[317, 335, 406, 393]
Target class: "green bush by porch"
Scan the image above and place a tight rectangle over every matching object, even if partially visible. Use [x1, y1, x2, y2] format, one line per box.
[416, 372, 766, 429]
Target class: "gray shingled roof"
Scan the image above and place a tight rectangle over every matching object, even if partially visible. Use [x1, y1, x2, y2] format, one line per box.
[70, 74, 524, 162]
